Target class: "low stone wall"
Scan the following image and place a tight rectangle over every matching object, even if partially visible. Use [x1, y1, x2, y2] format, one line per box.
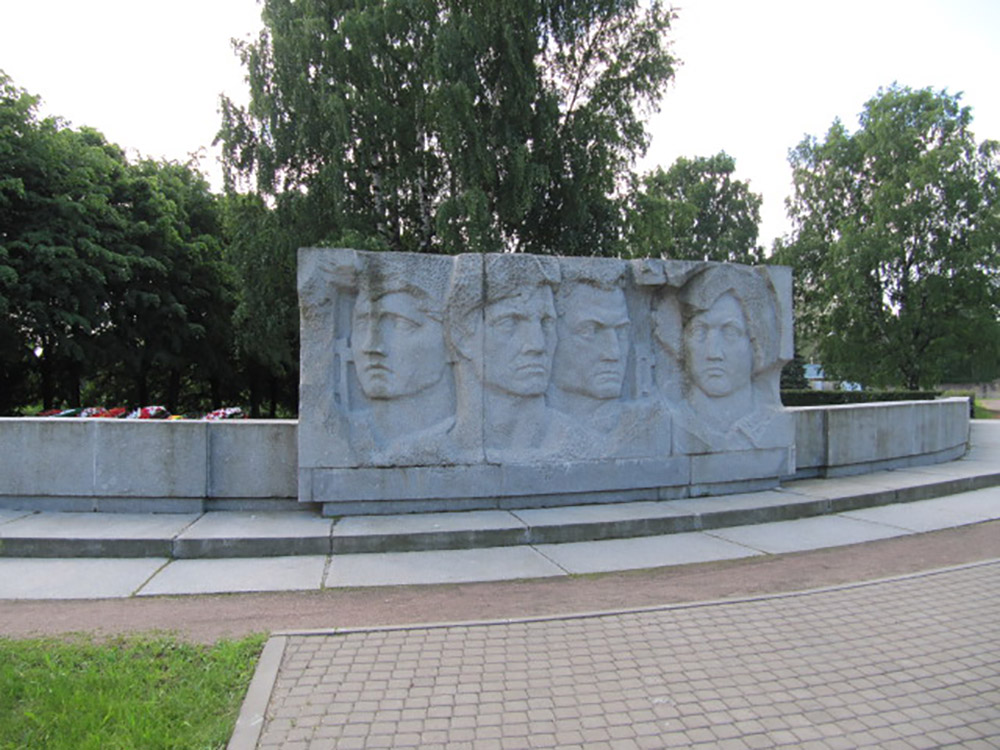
[0, 399, 970, 513]
[0, 418, 298, 513]
[790, 397, 970, 478]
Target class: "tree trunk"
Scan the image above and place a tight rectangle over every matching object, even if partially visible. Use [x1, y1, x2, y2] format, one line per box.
[210, 377, 222, 410]
[39, 352, 55, 411]
[134, 368, 149, 407]
[248, 368, 261, 418]
[166, 369, 181, 413]
[268, 375, 278, 418]
[65, 360, 82, 408]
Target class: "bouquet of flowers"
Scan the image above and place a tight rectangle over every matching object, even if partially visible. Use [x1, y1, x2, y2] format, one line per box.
[125, 405, 170, 420]
[204, 407, 245, 421]
[38, 405, 248, 420]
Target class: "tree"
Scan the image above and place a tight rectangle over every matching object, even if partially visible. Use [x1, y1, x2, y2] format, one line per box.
[221, 192, 299, 417]
[625, 152, 763, 262]
[218, 0, 676, 256]
[779, 352, 809, 390]
[0, 72, 133, 408]
[1, 71, 238, 413]
[0, 72, 37, 412]
[98, 159, 236, 411]
[775, 85, 1000, 390]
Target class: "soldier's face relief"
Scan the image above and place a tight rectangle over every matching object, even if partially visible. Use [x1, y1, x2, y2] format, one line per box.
[352, 291, 446, 399]
[684, 292, 753, 398]
[553, 286, 630, 400]
[483, 286, 557, 397]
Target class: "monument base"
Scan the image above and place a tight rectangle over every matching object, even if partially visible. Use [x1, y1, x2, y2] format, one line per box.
[305, 449, 794, 516]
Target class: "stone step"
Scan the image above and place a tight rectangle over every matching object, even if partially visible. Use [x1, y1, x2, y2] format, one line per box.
[0, 451, 997, 560]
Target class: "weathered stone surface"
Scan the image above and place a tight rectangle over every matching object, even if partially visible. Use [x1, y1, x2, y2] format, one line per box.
[791, 398, 970, 478]
[208, 420, 297, 499]
[0, 419, 297, 509]
[94, 420, 208, 498]
[299, 249, 796, 511]
[0, 419, 94, 496]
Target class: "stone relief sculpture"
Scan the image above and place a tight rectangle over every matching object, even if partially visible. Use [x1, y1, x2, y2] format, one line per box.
[298, 248, 795, 513]
[550, 259, 669, 458]
[673, 264, 793, 453]
[444, 254, 586, 462]
[550, 260, 630, 414]
[346, 252, 455, 461]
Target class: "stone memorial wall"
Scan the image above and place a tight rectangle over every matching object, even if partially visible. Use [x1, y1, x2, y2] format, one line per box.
[298, 248, 795, 515]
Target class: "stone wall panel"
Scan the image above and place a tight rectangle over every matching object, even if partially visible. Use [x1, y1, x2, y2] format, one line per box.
[299, 249, 796, 512]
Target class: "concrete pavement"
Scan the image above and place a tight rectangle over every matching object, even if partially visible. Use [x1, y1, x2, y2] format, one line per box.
[1, 483, 998, 598]
[0, 421, 998, 600]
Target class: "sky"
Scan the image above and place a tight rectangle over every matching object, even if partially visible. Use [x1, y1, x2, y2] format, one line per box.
[2, 0, 999, 249]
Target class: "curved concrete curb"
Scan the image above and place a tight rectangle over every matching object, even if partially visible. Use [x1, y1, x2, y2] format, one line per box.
[274, 557, 1000, 636]
[227, 635, 288, 750]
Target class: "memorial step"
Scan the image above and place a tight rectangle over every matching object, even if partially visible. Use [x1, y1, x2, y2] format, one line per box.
[0, 455, 997, 560]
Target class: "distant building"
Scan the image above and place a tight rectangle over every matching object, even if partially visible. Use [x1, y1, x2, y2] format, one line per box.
[804, 364, 861, 392]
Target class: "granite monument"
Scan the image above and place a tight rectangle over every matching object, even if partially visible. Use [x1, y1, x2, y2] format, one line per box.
[298, 249, 794, 514]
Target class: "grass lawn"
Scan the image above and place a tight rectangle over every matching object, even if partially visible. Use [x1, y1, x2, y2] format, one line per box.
[974, 400, 1000, 419]
[0, 633, 266, 750]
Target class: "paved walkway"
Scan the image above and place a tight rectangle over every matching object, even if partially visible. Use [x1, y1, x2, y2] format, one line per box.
[236, 559, 1000, 750]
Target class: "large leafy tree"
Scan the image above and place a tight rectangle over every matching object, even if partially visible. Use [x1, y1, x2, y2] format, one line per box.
[775, 85, 1000, 390]
[222, 192, 300, 417]
[625, 152, 763, 263]
[1, 71, 237, 413]
[0, 72, 133, 408]
[98, 160, 236, 410]
[0, 73, 38, 412]
[218, 0, 676, 256]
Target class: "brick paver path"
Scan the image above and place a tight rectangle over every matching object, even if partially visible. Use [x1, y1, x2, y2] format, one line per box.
[257, 561, 1000, 749]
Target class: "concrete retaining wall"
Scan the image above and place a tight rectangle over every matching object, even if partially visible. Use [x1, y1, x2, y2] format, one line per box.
[0, 399, 970, 512]
[0, 418, 298, 513]
[790, 397, 970, 478]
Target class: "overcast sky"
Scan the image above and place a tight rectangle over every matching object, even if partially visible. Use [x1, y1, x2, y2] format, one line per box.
[2, 0, 998, 249]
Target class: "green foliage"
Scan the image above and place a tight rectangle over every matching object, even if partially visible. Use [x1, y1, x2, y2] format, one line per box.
[0, 72, 133, 407]
[98, 159, 236, 410]
[0, 70, 239, 413]
[0, 634, 265, 750]
[221, 192, 300, 416]
[775, 84, 1000, 390]
[941, 389, 996, 419]
[625, 152, 763, 262]
[780, 352, 809, 390]
[938, 325, 1000, 384]
[218, 0, 677, 256]
[780, 389, 941, 406]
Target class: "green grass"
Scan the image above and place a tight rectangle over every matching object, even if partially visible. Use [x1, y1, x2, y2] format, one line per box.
[0, 633, 266, 750]
[973, 400, 998, 419]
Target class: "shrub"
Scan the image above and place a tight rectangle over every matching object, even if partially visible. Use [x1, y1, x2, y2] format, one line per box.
[781, 390, 942, 407]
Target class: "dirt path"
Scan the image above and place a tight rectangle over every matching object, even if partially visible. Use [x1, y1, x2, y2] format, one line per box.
[2, 520, 998, 644]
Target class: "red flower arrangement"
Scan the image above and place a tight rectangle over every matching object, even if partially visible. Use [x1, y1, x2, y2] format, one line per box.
[37, 406, 247, 420]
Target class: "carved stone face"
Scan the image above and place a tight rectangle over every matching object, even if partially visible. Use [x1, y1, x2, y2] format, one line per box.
[684, 292, 753, 398]
[553, 285, 630, 400]
[352, 291, 446, 400]
[483, 286, 557, 397]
